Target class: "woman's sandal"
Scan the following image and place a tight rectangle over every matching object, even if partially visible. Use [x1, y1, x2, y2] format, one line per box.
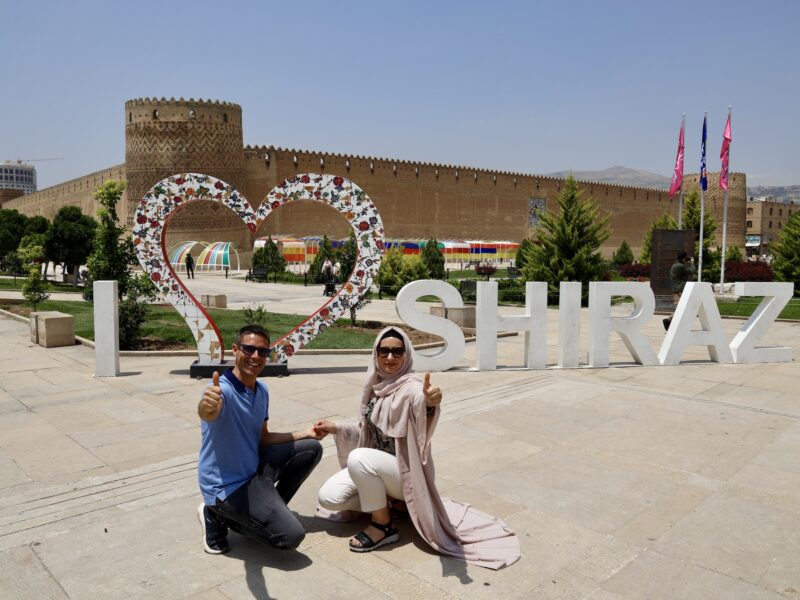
[349, 520, 399, 553]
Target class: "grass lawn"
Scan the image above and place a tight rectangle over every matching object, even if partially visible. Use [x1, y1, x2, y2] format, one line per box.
[1, 300, 378, 349]
[0, 278, 83, 293]
[716, 297, 800, 320]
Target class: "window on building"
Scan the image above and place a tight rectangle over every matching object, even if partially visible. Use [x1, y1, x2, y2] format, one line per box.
[747, 207, 753, 215]
[189, 109, 196, 119]
[779, 209, 783, 216]
[153, 109, 159, 119]
[746, 220, 752, 228]
[769, 208, 773, 215]
[769, 221, 773, 228]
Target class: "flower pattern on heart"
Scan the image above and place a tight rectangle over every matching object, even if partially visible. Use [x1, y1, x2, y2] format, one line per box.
[133, 172, 384, 365]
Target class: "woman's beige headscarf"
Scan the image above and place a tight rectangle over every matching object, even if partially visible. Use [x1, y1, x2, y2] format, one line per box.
[359, 326, 429, 454]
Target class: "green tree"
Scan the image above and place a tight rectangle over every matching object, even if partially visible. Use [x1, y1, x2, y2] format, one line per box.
[724, 244, 744, 264]
[682, 189, 717, 279]
[421, 238, 445, 279]
[335, 230, 358, 282]
[515, 238, 534, 271]
[17, 233, 46, 266]
[252, 236, 287, 280]
[24, 215, 49, 236]
[771, 212, 800, 294]
[521, 175, 610, 301]
[83, 180, 156, 349]
[84, 181, 133, 300]
[22, 266, 49, 312]
[44, 206, 97, 286]
[0, 209, 27, 256]
[308, 235, 336, 283]
[639, 213, 678, 263]
[611, 240, 634, 268]
[3, 251, 23, 282]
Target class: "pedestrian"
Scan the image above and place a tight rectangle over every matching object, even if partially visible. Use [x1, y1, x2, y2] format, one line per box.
[185, 253, 195, 279]
[196, 324, 324, 554]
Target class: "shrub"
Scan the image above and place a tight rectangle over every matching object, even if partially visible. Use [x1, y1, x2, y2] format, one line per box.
[723, 261, 774, 282]
[118, 274, 158, 349]
[475, 264, 497, 276]
[619, 263, 651, 278]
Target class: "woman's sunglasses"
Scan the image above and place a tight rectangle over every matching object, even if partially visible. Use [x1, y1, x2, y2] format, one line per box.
[237, 343, 270, 357]
[377, 346, 406, 358]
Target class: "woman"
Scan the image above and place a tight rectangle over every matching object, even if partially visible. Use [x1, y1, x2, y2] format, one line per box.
[315, 326, 520, 570]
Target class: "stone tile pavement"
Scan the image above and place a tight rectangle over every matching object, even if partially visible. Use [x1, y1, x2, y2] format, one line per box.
[1, 308, 799, 599]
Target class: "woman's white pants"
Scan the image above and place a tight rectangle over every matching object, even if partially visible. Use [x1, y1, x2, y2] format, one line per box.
[317, 448, 403, 513]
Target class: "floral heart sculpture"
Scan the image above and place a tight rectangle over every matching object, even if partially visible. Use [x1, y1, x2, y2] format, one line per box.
[132, 173, 385, 365]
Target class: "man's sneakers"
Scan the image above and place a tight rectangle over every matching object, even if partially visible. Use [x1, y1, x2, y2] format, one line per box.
[197, 504, 230, 554]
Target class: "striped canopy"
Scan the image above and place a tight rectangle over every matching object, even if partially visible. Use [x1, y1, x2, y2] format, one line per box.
[196, 242, 240, 272]
[168, 241, 207, 272]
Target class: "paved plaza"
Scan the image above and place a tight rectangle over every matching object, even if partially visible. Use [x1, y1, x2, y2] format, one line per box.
[1, 287, 799, 599]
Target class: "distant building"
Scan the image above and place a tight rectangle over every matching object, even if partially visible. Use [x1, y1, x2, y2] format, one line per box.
[1, 161, 37, 195]
[745, 196, 798, 257]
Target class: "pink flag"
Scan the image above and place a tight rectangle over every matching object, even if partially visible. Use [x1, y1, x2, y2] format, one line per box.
[668, 118, 685, 197]
[719, 112, 732, 190]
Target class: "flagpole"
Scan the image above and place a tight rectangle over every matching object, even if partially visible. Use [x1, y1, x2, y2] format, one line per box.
[677, 114, 686, 228]
[720, 106, 732, 289]
[698, 111, 707, 282]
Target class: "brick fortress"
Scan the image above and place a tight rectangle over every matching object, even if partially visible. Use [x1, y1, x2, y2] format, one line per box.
[3, 98, 746, 263]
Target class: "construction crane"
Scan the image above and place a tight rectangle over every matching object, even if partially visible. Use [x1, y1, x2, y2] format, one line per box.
[16, 157, 64, 163]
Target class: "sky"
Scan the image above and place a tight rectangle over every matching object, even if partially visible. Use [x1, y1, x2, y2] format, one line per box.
[2, 0, 798, 189]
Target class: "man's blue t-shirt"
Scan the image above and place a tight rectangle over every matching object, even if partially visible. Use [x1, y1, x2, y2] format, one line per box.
[198, 370, 269, 505]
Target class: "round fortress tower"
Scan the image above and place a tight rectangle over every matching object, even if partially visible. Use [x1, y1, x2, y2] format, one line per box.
[124, 97, 252, 250]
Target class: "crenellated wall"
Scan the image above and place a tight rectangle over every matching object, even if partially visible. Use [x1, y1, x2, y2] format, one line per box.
[6, 98, 747, 261]
[3, 164, 127, 220]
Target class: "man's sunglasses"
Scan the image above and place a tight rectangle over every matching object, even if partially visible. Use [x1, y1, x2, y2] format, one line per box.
[377, 346, 405, 358]
[237, 343, 270, 357]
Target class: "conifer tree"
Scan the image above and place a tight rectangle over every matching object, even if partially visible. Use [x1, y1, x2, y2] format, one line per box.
[521, 175, 609, 300]
[771, 212, 800, 294]
[515, 238, 534, 271]
[252, 235, 286, 279]
[611, 240, 634, 268]
[421, 238, 445, 279]
[639, 214, 677, 263]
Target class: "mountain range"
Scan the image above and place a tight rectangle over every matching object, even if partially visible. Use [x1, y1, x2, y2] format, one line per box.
[547, 166, 799, 202]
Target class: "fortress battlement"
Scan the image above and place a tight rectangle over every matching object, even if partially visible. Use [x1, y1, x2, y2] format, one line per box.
[125, 97, 241, 110]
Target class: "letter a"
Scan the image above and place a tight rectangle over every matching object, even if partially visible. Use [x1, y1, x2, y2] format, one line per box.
[658, 282, 734, 365]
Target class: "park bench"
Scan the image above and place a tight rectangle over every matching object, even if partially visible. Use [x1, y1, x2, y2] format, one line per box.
[245, 267, 269, 282]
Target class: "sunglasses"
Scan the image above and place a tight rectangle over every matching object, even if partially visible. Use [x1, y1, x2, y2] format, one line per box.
[377, 346, 406, 358]
[237, 343, 269, 358]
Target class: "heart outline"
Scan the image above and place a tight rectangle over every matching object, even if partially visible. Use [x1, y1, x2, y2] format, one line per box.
[132, 173, 385, 364]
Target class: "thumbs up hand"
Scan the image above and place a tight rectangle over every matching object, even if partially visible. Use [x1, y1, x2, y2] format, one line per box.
[422, 371, 442, 407]
[199, 371, 224, 421]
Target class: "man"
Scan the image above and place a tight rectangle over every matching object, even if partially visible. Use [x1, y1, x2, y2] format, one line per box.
[663, 251, 696, 331]
[197, 324, 324, 553]
[185, 253, 195, 279]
